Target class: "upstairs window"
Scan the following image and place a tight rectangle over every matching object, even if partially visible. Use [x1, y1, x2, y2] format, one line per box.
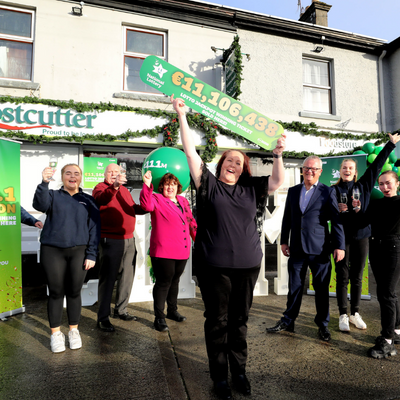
[123, 27, 166, 94]
[303, 58, 331, 114]
[0, 6, 34, 81]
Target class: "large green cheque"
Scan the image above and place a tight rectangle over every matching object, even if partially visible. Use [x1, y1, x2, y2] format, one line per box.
[139, 55, 283, 151]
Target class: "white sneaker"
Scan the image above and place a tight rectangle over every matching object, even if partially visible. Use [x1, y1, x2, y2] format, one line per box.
[68, 329, 82, 350]
[50, 331, 66, 353]
[349, 313, 367, 330]
[339, 314, 350, 332]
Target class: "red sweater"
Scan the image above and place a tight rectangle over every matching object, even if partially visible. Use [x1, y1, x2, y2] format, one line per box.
[93, 180, 145, 239]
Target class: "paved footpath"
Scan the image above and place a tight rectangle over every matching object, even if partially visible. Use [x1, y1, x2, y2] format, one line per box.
[1, 271, 400, 400]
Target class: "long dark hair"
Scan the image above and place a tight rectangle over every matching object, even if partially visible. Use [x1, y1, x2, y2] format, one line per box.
[215, 149, 252, 180]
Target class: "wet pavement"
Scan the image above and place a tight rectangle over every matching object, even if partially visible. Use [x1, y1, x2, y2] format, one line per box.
[1, 271, 400, 400]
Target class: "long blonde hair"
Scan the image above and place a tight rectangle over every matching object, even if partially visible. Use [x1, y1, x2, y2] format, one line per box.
[333, 158, 358, 186]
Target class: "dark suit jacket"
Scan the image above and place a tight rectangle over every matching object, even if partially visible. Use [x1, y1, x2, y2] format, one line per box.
[281, 182, 345, 256]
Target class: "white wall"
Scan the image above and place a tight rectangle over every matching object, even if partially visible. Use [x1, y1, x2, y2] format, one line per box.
[237, 30, 382, 133]
[1, 0, 235, 105]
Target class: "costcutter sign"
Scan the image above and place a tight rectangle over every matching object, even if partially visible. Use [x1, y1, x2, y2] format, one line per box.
[0, 103, 168, 139]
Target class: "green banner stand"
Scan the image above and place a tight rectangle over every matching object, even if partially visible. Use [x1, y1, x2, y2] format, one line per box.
[83, 157, 117, 189]
[308, 153, 370, 299]
[139, 55, 284, 151]
[0, 138, 23, 318]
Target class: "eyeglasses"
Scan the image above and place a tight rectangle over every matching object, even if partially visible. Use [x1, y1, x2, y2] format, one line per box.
[303, 167, 322, 172]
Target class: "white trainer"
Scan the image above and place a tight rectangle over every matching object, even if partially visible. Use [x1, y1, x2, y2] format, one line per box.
[339, 314, 350, 332]
[68, 329, 82, 350]
[50, 331, 66, 353]
[349, 313, 367, 330]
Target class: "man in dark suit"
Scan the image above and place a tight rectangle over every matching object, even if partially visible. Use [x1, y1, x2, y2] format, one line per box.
[267, 155, 345, 341]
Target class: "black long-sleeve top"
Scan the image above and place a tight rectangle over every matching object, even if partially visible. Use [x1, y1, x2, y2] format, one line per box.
[333, 141, 396, 241]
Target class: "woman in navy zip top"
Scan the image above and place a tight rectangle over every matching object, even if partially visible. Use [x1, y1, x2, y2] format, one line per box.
[33, 163, 101, 353]
[333, 133, 399, 333]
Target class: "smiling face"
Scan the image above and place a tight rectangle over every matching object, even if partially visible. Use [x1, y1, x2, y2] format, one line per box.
[379, 172, 399, 197]
[302, 157, 322, 188]
[62, 165, 82, 194]
[104, 163, 120, 184]
[340, 160, 357, 182]
[162, 181, 178, 200]
[219, 151, 244, 185]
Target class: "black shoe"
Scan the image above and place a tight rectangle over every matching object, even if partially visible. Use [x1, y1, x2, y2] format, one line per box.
[214, 380, 232, 400]
[318, 326, 331, 342]
[166, 311, 187, 322]
[113, 311, 137, 321]
[394, 332, 400, 344]
[232, 374, 251, 395]
[368, 336, 397, 359]
[154, 318, 169, 332]
[266, 320, 295, 333]
[97, 320, 115, 332]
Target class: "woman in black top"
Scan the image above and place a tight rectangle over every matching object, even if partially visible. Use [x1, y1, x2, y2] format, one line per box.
[333, 134, 399, 333]
[357, 170, 400, 359]
[33, 164, 100, 353]
[172, 95, 286, 399]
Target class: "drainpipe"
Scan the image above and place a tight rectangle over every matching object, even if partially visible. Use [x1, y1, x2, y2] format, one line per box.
[378, 50, 387, 133]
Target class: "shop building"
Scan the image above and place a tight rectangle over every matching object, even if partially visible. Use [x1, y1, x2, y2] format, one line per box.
[1, 0, 399, 297]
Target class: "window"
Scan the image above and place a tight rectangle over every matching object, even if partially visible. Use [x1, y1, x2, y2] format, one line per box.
[0, 6, 34, 81]
[123, 27, 166, 94]
[302, 58, 331, 114]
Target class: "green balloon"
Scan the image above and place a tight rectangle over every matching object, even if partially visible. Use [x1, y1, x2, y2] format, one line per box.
[373, 146, 383, 155]
[381, 164, 393, 173]
[371, 188, 384, 199]
[393, 166, 399, 174]
[362, 142, 375, 154]
[389, 150, 397, 164]
[397, 169, 400, 178]
[353, 150, 366, 155]
[367, 153, 377, 164]
[142, 147, 191, 193]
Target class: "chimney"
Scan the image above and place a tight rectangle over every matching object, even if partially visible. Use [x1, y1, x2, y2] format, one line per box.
[299, 1, 332, 27]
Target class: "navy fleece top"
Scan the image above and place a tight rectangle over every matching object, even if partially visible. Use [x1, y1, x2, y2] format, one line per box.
[33, 181, 101, 261]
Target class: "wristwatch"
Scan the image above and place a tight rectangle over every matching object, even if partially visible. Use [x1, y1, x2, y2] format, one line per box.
[272, 153, 282, 158]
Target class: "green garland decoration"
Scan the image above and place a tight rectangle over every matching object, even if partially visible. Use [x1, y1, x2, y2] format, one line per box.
[1, 95, 399, 161]
[222, 35, 243, 100]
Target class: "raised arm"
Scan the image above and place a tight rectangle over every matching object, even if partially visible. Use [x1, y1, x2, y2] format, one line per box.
[268, 133, 286, 194]
[171, 95, 203, 189]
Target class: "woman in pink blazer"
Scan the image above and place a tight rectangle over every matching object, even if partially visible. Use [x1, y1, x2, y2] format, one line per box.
[140, 171, 197, 332]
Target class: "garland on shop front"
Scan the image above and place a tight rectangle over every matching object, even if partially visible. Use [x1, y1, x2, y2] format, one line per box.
[222, 35, 243, 100]
[0, 95, 399, 162]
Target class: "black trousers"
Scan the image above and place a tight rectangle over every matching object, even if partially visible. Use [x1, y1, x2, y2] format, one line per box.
[197, 264, 260, 382]
[41, 244, 87, 328]
[335, 237, 369, 315]
[369, 236, 400, 340]
[151, 257, 187, 319]
[97, 237, 136, 322]
[282, 251, 331, 328]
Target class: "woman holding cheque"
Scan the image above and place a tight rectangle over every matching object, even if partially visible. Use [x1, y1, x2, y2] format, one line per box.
[171, 94, 286, 399]
[140, 171, 197, 332]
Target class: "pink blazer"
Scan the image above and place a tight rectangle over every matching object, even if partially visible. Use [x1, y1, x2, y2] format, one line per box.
[139, 184, 197, 259]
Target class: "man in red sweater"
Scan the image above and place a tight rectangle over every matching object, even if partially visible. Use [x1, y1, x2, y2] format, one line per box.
[93, 163, 146, 332]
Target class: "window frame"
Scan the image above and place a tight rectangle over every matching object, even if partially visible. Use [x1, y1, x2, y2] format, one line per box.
[0, 5, 35, 82]
[122, 26, 167, 94]
[302, 57, 332, 115]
